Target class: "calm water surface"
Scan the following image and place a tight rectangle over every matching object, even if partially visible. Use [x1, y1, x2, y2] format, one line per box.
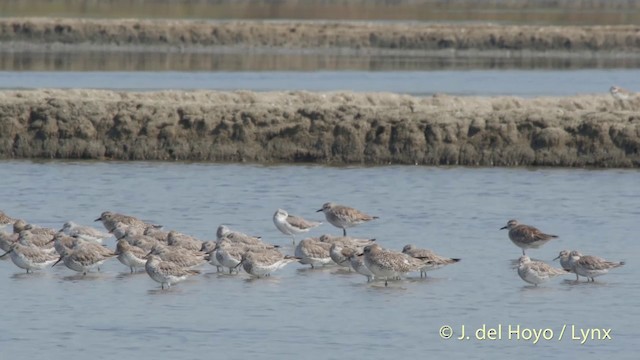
[0, 69, 637, 96]
[3, 51, 639, 72]
[0, 162, 637, 359]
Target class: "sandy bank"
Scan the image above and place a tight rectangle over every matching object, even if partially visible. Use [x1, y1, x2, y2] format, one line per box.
[0, 89, 638, 167]
[1, 18, 640, 54]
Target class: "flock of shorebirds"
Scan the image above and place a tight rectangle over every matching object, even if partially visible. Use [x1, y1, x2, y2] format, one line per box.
[0, 201, 626, 289]
[501, 220, 625, 286]
[0, 86, 631, 290]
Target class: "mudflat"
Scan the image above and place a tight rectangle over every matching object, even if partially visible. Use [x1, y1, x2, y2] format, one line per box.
[1, 18, 639, 54]
[1, 89, 638, 167]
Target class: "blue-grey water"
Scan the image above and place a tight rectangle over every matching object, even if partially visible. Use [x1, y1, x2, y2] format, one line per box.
[0, 161, 637, 359]
[0, 69, 637, 96]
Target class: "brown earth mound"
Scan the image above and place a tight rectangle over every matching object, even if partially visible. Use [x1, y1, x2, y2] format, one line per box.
[1, 18, 639, 54]
[1, 89, 639, 167]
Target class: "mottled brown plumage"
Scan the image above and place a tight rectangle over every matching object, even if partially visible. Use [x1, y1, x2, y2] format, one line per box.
[317, 202, 378, 236]
[517, 256, 568, 286]
[145, 254, 200, 289]
[501, 219, 557, 255]
[295, 237, 333, 268]
[402, 244, 460, 277]
[569, 250, 625, 282]
[362, 244, 430, 286]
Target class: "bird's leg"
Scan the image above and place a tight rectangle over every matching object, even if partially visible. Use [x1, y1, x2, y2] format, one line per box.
[522, 249, 526, 256]
[343, 228, 347, 236]
[385, 279, 388, 287]
[291, 236, 296, 245]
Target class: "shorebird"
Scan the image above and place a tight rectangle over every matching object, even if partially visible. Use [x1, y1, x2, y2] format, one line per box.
[516, 255, 569, 286]
[294, 237, 333, 268]
[329, 243, 358, 269]
[0, 230, 18, 252]
[323, 235, 375, 269]
[18, 230, 55, 249]
[212, 240, 276, 273]
[60, 221, 111, 243]
[318, 234, 375, 247]
[95, 211, 159, 232]
[237, 250, 300, 277]
[347, 252, 375, 282]
[143, 226, 170, 242]
[273, 209, 322, 244]
[49, 232, 76, 255]
[500, 219, 557, 255]
[316, 202, 378, 236]
[213, 242, 247, 273]
[0, 211, 17, 229]
[115, 239, 148, 273]
[112, 223, 159, 251]
[553, 250, 576, 280]
[201, 241, 223, 272]
[401, 244, 460, 278]
[167, 230, 203, 252]
[1, 241, 59, 273]
[610, 85, 633, 101]
[144, 254, 200, 289]
[14, 221, 57, 237]
[53, 241, 116, 275]
[216, 225, 262, 244]
[568, 250, 625, 282]
[360, 244, 431, 286]
[148, 244, 207, 269]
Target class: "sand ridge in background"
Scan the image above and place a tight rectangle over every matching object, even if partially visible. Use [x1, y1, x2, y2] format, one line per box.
[0, 89, 638, 167]
[2, 0, 640, 25]
[1, 18, 640, 54]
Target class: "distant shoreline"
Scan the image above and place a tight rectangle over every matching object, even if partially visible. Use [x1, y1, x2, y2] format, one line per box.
[1, 89, 638, 167]
[1, 18, 639, 54]
[2, 0, 640, 25]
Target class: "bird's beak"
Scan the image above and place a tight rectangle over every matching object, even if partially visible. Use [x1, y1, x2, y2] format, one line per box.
[0, 249, 13, 258]
[52, 256, 63, 267]
[499, 226, 508, 230]
[94, 217, 101, 222]
[357, 253, 364, 257]
[552, 255, 561, 261]
[316, 209, 323, 212]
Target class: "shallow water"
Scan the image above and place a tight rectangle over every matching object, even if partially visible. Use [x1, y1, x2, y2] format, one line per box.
[3, 51, 639, 72]
[0, 69, 637, 97]
[0, 161, 637, 359]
